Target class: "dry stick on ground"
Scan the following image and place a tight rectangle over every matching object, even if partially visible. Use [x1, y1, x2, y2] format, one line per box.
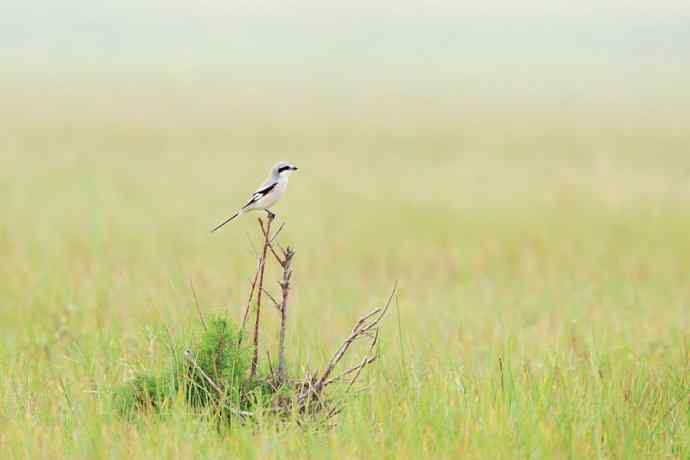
[345, 328, 379, 392]
[277, 246, 295, 385]
[306, 283, 397, 401]
[250, 213, 275, 379]
[322, 329, 380, 389]
[323, 356, 377, 387]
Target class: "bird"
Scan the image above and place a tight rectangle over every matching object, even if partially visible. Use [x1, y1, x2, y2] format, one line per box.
[211, 161, 298, 232]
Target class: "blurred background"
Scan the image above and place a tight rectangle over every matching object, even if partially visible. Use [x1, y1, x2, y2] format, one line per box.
[2, 0, 690, 343]
[2, 0, 690, 325]
[1, 2, 690, 457]
[3, 2, 689, 129]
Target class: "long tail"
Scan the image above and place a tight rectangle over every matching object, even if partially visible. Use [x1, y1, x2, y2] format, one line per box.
[211, 211, 240, 233]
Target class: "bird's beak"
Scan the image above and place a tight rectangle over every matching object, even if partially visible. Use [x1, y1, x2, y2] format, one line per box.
[292, 166, 299, 171]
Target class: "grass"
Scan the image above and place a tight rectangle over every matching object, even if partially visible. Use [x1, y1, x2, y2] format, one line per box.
[0, 86, 689, 458]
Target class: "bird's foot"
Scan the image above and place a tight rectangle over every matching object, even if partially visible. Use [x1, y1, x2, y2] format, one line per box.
[265, 209, 276, 220]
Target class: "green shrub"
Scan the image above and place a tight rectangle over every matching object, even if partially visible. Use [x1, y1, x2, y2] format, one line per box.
[184, 317, 250, 409]
[114, 316, 252, 419]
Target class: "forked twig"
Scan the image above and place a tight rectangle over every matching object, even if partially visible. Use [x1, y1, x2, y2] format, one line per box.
[259, 219, 286, 266]
[311, 284, 397, 394]
[346, 328, 379, 392]
[323, 356, 377, 387]
[235, 214, 394, 421]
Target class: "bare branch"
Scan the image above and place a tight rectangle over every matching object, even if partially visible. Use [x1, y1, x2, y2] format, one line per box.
[250, 215, 274, 378]
[312, 284, 397, 393]
[346, 328, 379, 392]
[324, 356, 377, 387]
[277, 246, 295, 384]
[259, 219, 285, 266]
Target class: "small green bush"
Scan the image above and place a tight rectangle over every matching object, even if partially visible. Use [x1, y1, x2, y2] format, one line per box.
[184, 317, 250, 409]
[114, 316, 253, 419]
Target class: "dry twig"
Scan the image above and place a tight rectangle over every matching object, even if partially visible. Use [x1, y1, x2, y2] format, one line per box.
[237, 215, 393, 421]
[259, 219, 286, 266]
[296, 284, 396, 408]
[346, 328, 379, 392]
[314, 285, 395, 392]
[250, 214, 275, 378]
[277, 246, 295, 384]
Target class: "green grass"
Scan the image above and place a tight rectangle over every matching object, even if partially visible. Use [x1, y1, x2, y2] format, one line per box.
[0, 89, 689, 458]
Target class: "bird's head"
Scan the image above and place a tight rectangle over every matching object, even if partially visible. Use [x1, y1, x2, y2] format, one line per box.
[273, 161, 299, 178]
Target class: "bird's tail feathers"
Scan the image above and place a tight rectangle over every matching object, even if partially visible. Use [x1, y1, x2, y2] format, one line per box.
[211, 210, 242, 233]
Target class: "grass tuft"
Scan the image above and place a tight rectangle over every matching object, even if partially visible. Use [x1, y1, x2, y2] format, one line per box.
[114, 316, 252, 420]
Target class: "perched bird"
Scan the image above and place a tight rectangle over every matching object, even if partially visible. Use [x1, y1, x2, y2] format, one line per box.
[212, 161, 298, 232]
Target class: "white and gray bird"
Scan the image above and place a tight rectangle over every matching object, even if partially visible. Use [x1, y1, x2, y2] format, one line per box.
[212, 161, 298, 232]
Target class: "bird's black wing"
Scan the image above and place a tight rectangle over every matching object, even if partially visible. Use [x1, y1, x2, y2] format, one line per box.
[242, 181, 277, 209]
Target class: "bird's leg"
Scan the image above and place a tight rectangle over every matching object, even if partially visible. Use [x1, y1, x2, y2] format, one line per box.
[265, 209, 276, 220]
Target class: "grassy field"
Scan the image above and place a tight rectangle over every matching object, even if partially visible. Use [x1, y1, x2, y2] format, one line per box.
[1, 85, 689, 458]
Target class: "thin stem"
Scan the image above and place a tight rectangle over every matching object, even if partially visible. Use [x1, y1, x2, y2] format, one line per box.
[190, 279, 207, 332]
[277, 247, 295, 384]
[259, 219, 285, 266]
[250, 214, 274, 378]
